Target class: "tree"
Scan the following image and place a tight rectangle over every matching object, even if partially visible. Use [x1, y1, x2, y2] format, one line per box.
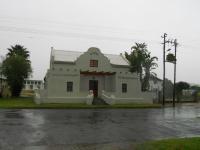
[125, 43, 158, 91]
[2, 45, 32, 97]
[125, 43, 148, 83]
[166, 53, 176, 63]
[7, 45, 30, 59]
[142, 55, 158, 91]
[190, 85, 200, 91]
[176, 81, 190, 102]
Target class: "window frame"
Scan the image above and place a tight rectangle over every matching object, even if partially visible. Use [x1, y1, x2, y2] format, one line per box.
[90, 60, 98, 67]
[122, 83, 127, 93]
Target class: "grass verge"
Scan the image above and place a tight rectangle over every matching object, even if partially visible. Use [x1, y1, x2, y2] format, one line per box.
[0, 98, 161, 109]
[135, 137, 200, 150]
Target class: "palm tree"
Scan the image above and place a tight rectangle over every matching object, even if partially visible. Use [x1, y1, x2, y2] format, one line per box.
[2, 44, 32, 97]
[142, 55, 158, 91]
[125, 43, 148, 83]
[125, 43, 158, 91]
[7, 45, 30, 61]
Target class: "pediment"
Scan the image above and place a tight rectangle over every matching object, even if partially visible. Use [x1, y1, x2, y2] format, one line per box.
[76, 47, 112, 72]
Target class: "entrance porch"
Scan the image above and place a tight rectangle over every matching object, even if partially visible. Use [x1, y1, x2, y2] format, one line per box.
[80, 71, 116, 99]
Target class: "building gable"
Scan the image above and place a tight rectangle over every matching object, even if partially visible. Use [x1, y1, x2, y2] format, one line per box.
[51, 47, 129, 66]
[76, 47, 112, 72]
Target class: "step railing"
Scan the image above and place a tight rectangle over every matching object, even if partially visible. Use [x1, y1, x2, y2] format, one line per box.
[101, 90, 116, 105]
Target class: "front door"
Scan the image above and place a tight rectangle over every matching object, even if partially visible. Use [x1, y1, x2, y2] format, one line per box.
[89, 80, 98, 97]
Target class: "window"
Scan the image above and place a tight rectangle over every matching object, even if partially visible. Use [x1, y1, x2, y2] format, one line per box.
[67, 82, 73, 92]
[90, 60, 98, 67]
[122, 83, 127, 93]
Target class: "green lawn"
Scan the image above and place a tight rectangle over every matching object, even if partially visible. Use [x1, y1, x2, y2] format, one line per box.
[0, 98, 161, 109]
[135, 137, 200, 150]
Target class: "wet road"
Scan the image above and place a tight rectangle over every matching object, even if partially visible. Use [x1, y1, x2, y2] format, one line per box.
[1, 104, 200, 150]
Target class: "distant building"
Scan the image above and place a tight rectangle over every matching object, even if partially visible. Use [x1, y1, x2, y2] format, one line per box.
[23, 80, 44, 90]
[149, 77, 162, 92]
[0, 63, 7, 95]
[0, 78, 43, 91]
[0, 62, 43, 97]
[148, 77, 163, 102]
[182, 89, 195, 96]
[36, 47, 155, 104]
[0, 74, 8, 95]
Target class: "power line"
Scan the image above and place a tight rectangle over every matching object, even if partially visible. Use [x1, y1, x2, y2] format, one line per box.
[0, 16, 169, 43]
[0, 25, 161, 44]
[2, 24, 199, 51]
[1, 16, 200, 50]
[0, 16, 156, 35]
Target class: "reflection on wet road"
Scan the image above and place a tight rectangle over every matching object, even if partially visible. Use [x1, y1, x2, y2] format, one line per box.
[1, 104, 200, 150]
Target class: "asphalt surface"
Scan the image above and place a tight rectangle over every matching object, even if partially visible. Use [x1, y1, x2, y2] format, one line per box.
[1, 103, 200, 150]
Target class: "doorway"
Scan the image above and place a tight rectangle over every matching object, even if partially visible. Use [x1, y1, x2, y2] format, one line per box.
[89, 80, 98, 97]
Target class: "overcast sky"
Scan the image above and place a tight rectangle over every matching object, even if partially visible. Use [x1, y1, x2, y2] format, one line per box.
[0, 0, 200, 84]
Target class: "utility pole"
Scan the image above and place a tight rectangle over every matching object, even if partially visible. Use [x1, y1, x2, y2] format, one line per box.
[173, 39, 178, 107]
[161, 33, 167, 106]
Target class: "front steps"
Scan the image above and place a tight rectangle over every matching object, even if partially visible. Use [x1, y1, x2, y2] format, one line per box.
[92, 97, 108, 105]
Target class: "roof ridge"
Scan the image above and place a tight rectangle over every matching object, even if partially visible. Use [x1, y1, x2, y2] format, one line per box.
[53, 49, 83, 53]
[53, 49, 121, 56]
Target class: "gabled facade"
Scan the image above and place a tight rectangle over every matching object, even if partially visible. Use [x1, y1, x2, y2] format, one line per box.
[35, 47, 154, 104]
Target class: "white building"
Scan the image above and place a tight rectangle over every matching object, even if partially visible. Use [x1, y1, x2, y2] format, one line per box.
[0, 74, 8, 96]
[35, 47, 154, 104]
[23, 80, 44, 90]
[149, 77, 162, 92]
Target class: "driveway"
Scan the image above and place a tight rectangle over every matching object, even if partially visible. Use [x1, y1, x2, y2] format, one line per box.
[1, 104, 200, 150]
